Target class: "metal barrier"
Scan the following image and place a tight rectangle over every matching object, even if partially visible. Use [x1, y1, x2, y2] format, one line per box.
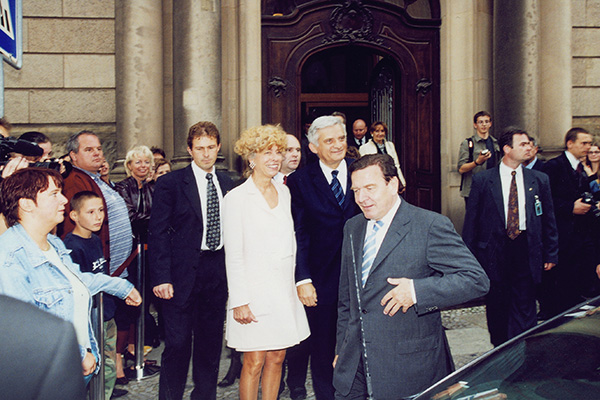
[88, 238, 155, 400]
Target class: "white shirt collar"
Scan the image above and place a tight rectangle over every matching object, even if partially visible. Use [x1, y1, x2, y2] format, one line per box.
[565, 150, 581, 171]
[190, 161, 215, 178]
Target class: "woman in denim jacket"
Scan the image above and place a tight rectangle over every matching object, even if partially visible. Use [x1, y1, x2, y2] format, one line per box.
[0, 168, 141, 384]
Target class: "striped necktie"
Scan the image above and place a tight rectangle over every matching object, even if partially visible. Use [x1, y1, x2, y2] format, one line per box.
[362, 221, 384, 287]
[330, 170, 344, 206]
[206, 173, 220, 250]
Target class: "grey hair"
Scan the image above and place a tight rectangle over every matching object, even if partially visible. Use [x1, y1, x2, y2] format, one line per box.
[124, 145, 155, 177]
[65, 130, 97, 155]
[307, 115, 346, 146]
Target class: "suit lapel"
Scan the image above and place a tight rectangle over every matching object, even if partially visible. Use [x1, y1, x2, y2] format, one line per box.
[309, 162, 342, 208]
[523, 168, 537, 219]
[489, 167, 505, 222]
[368, 200, 410, 276]
[350, 217, 368, 282]
[182, 166, 204, 223]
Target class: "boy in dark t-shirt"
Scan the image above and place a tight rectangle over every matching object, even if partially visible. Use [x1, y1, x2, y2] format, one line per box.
[64, 191, 124, 398]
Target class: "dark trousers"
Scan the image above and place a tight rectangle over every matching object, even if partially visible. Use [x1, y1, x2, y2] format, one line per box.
[158, 252, 227, 400]
[485, 233, 536, 347]
[284, 339, 309, 391]
[334, 356, 368, 400]
[306, 303, 337, 400]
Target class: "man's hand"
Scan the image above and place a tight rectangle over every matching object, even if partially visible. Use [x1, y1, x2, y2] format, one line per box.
[153, 283, 174, 300]
[380, 277, 414, 316]
[475, 150, 492, 166]
[125, 288, 142, 306]
[543, 262, 556, 271]
[233, 304, 258, 324]
[82, 352, 97, 376]
[0, 156, 28, 179]
[573, 198, 592, 215]
[333, 355, 339, 368]
[297, 283, 317, 307]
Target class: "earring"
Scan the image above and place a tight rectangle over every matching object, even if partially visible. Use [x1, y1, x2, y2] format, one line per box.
[249, 161, 256, 169]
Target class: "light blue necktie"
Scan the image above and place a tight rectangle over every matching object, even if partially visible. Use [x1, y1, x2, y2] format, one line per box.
[330, 170, 344, 206]
[361, 221, 384, 287]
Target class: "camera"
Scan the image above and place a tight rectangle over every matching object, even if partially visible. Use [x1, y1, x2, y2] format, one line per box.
[0, 136, 43, 163]
[580, 192, 600, 219]
[481, 149, 490, 155]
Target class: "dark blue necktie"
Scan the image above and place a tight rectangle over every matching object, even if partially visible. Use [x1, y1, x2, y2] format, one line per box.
[331, 170, 344, 206]
[206, 173, 220, 250]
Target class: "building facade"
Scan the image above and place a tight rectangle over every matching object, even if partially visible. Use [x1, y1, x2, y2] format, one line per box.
[3, 0, 598, 228]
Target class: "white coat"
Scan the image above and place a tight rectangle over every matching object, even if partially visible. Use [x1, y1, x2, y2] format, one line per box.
[223, 177, 310, 351]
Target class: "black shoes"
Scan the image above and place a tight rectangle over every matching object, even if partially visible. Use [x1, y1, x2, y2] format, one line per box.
[111, 388, 128, 398]
[289, 387, 307, 400]
[218, 350, 242, 387]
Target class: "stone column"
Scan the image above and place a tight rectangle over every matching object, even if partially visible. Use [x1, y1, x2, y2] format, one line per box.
[221, 0, 262, 171]
[115, 0, 164, 159]
[440, 0, 493, 229]
[539, 1, 572, 150]
[172, 0, 221, 160]
[493, 0, 539, 134]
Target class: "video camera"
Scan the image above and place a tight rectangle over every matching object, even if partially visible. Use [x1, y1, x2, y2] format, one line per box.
[581, 191, 600, 219]
[0, 136, 43, 163]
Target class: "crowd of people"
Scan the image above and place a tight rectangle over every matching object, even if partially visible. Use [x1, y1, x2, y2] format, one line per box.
[0, 109, 599, 400]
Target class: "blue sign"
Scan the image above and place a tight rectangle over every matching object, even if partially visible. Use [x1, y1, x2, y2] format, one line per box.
[0, 0, 21, 69]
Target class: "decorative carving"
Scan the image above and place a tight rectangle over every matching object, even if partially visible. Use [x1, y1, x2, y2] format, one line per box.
[323, 0, 383, 44]
[268, 77, 288, 98]
[416, 78, 432, 96]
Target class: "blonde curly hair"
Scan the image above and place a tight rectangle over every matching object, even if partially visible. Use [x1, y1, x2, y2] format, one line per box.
[234, 124, 288, 177]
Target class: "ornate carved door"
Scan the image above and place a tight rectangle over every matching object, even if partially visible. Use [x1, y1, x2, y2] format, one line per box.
[262, 0, 441, 211]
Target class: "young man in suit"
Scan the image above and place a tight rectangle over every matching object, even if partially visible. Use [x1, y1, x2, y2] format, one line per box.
[149, 121, 234, 400]
[287, 115, 361, 400]
[334, 154, 489, 400]
[463, 128, 559, 346]
[541, 128, 600, 317]
[523, 136, 544, 171]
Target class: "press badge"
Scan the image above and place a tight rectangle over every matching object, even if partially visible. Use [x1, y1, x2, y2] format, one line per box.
[534, 195, 543, 216]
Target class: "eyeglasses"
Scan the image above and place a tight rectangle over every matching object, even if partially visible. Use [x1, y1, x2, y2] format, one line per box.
[589, 151, 600, 155]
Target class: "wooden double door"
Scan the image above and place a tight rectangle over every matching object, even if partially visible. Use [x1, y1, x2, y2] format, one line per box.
[262, 0, 441, 211]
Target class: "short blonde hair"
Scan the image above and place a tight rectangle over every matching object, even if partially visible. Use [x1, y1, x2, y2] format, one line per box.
[234, 124, 288, 177]
[124, 145, 154, 177]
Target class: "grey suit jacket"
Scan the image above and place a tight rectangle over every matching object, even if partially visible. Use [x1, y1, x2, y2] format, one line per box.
[334, 199, 489, 399]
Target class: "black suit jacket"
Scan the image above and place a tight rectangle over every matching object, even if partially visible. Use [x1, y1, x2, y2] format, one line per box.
[347, 133, 372, 149]
[463, 166, 559, 284]
[542, 152, 593, 251]
[529, 157, 545, 172]
[287, 159, 360, 305]
[0, 295, 86, 400]
[148, 165, 234, 305]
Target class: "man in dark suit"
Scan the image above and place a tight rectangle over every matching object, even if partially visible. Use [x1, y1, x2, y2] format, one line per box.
[347, 119, 371, 149]
[149, 121, 234, 400]
[334, 154, 489, 400]
[0, 294, 86, 400]
[541, 127, 599, 317]
[287, 115, 361, 400]
[463, 128, 559, 346]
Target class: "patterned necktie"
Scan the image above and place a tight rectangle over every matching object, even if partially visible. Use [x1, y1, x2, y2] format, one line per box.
[206, 173, 220, 250]
[506, 171, 520, 240]
[362, 221, 384, 287]
[330, 170, 344, 206]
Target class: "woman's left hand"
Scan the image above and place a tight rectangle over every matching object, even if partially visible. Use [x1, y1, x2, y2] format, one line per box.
[233, 304, 258, 325]
[125, 288, 142, 306]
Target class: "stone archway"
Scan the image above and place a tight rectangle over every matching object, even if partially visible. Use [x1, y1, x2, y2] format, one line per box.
[262, 0, 441, 210]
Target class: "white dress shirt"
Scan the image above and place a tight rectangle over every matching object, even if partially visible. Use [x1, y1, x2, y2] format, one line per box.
[190, 162, 225, 250]
[499, 162, 527, 231]
[319, 159, 348, 194]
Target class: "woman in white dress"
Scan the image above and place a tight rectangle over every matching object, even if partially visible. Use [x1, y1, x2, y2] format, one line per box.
[359, 120, 407, 188]
[223, 124, 310, 400]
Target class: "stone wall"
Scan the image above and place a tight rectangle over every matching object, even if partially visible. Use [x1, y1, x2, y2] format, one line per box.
[3, 0, 117, 163]
[572, 0, 600, 138]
